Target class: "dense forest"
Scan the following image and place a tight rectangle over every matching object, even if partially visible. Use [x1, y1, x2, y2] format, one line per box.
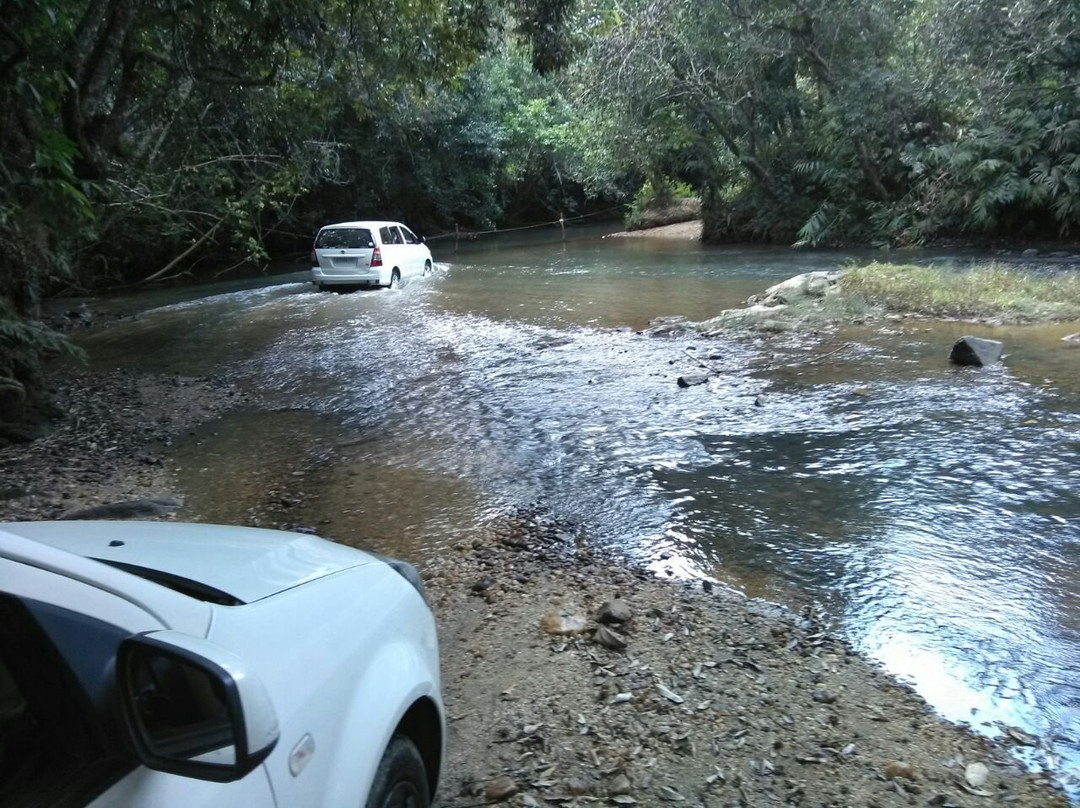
[1, 0, 1078, 438]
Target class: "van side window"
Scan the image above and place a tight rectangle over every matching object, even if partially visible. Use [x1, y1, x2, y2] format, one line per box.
[400, 227, 419, 245]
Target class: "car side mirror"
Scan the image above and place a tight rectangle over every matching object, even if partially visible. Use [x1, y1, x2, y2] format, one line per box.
[419, 235, 426, 244]
[118, 631, 279, 783]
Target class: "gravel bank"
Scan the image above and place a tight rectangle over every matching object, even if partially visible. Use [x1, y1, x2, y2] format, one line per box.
[607, 221, 704, 241]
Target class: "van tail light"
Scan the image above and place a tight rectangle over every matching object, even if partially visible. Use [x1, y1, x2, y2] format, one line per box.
[370, 246, 383, 268]
[310, 247, 318, 266]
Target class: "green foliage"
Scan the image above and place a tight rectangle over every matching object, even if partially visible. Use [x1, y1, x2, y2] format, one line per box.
[626, 176, 697, 229]
[571, 0, 1080, 246]
[840, 262, 1080, 321]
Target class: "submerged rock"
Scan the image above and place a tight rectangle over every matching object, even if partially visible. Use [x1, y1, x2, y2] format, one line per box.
[676, 373, 711, 388]
[949, 336, 1004, 366]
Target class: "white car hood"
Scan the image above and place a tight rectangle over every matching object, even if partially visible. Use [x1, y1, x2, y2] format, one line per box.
[2, 521, 376, 604]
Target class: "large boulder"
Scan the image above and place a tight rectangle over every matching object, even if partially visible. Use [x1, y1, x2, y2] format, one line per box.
[761, 271, 841, 307]
[950, 336, 1004, 366]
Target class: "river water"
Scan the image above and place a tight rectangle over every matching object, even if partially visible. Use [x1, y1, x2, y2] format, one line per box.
[79, 225, 1080, 796]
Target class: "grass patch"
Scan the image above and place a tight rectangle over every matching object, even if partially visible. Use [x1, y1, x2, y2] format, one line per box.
[838, 262, 1080, 322]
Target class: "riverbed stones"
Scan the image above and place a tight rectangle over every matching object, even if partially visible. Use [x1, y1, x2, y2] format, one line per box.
[949, 335, 1004, 366]
[596, 599, 633, 624]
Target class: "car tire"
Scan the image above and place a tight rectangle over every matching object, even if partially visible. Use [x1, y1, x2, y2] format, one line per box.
[423, 260, 432, 276]
[364, 735, 429, 808]
[388, 269, 401, 289]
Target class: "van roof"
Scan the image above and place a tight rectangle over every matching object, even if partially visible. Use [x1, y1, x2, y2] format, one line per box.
[319, 221, 402, 230]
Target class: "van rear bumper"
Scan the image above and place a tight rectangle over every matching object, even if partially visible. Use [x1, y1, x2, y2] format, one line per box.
[313, 267, 385, 286]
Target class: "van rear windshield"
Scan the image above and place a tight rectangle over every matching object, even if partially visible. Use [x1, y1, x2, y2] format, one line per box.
[316, 228, 374, 249]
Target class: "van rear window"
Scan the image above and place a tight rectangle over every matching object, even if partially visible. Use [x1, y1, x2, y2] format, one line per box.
[315, 228, 374, 249]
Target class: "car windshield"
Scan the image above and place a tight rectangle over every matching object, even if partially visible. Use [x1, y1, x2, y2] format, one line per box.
[315, 228, 374, 249]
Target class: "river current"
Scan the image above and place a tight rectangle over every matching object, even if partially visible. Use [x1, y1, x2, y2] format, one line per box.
[79, 226, 1080, 797]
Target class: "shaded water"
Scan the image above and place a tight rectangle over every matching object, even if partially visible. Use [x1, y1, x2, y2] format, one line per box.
[79, 227, 1080, 796]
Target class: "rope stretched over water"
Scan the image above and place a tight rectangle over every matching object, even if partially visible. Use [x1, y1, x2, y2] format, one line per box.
[425, 204, 626, 242]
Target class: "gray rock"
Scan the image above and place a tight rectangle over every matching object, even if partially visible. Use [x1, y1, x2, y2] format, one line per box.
[812, 690, 838, 704]
[1063, 332, 1080, 343]
[592, 625, 628, 650]
[762, 271, 841, 306]
[677, 373, 711, 388]
[1021, 248, 1040, 258]
[609, 774, 633, 795]
[61, 495, 183, 520]
[950, 336, 1004, 366]
[596, 599, 633, 624]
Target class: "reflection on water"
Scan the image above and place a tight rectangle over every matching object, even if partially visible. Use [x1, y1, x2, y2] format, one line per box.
[78, 228, 1080, 798]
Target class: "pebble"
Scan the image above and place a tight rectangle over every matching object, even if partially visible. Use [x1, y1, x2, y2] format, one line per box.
[566, 774, 593, 795]
[483, 775, 519, 802]
[965, 761, 989, 788]
[471, 577, 495, 592]
[811, 690, 838, 704]
[884, 761, 917, 780]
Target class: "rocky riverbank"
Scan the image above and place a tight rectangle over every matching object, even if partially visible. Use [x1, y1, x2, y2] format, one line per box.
[0, 365, 1069, 807]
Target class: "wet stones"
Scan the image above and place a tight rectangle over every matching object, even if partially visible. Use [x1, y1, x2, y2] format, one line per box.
[642, 316, 694, 338]
[949, 335, 1004, 366]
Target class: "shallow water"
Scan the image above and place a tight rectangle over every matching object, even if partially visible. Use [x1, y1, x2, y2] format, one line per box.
[78, 226, 1080, 797]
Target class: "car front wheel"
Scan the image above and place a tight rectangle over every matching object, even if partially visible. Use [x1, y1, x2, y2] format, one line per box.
[364, 736, 429, 808]
[423, 260, 432, 276]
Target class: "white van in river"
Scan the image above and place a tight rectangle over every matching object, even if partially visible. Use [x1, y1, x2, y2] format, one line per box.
[311, 221, 433, 291]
